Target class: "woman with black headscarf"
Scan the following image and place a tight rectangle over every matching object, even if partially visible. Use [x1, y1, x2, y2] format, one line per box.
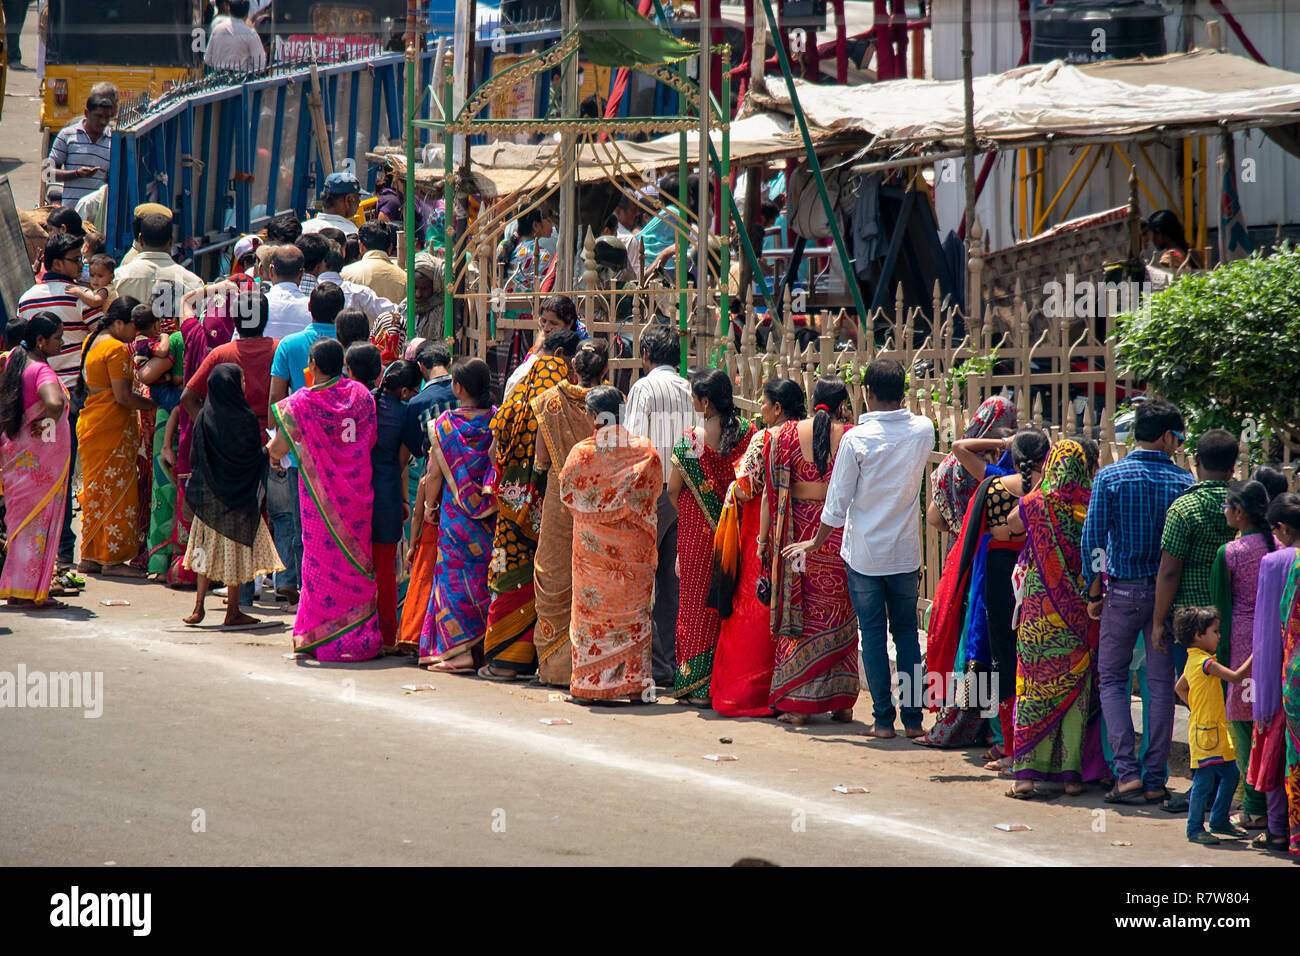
[181, 363, 283, 626]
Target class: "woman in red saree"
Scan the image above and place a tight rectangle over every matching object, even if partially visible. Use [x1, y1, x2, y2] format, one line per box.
[764, 377, 859, 723]
[560, 385, 661, 702]
[0, 313, 72, 608]
[668, 369, 754, 705]
[269, 338, 382, 662]
[709, 378, 805, 717]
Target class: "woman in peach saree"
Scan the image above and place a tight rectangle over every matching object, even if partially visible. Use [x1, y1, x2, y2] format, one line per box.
[560, 385, 661, 703]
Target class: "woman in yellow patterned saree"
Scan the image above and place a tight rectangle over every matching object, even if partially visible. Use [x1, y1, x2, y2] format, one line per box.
[76, 299, 157, 576]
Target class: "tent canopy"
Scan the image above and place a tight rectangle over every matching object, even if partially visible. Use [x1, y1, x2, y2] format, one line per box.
[749, 49, 1300, 158]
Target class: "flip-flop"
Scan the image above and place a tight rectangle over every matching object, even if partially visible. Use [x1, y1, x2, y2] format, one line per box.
[428, 662, 476, 674]
[477, 664, 526, 682]
[1188, 831, 1221, 845]
[1005, 786, 1038, 800]
[1208, 824, 1249, 839]
[1104, 785, 1146, 805]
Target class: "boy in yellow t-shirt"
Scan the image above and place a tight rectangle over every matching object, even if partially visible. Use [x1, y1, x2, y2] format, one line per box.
[1174, 606, 1253, 845]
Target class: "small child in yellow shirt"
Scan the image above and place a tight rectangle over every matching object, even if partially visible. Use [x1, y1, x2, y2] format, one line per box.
[1174, 606, 1253, 845]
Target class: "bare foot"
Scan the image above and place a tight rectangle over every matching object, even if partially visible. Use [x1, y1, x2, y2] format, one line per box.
[865, 725, 896, 739]
[1064, 782, 1084, 796]
[222, 611, 259, 627]
[777, 711, 809, 726]
[904, 726, 926, 739]
[103, 564, 147, 578]
[183, 607, 206, 625]
[831, 708, 854, 723]
[984, 755, 1013, 772]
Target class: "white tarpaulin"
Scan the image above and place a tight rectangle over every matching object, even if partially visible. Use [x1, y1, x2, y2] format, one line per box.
[753, 50, 1300, 147]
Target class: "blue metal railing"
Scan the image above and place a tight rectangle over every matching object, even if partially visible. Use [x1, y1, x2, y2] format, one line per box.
[105, 50, 437, 275]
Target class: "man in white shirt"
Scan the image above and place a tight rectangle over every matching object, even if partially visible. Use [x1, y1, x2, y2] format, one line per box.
[47, 91, 114, 207]
[625, 324, 698, 687]
[204, 1, 267, 72]
[785, 357, 935, 739]
[613, 194, 644, 275]
[112, 213, 204, 316]
[299, 172, 362, 236]
[261, 245, 312, 340]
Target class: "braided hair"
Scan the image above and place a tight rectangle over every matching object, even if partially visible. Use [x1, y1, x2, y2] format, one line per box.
[691, 368, 745, 456]
[1010, 429, 1050, 491]
[810, 375, 849, 477]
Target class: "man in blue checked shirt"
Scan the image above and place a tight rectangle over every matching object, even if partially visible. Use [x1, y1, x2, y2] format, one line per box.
[1081, 398, 1193, 808]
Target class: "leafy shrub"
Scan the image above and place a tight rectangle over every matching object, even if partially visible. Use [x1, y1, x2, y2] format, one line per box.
[1115, 244, 1300, 445]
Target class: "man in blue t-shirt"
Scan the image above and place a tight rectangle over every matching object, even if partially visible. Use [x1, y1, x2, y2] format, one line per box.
[264, 282, 344, 602]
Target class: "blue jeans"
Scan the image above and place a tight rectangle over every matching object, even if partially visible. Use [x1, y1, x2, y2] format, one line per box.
[267, 467, 302, 591]
[1187, 760, 1238, 838]
[847, 567, 922, 730]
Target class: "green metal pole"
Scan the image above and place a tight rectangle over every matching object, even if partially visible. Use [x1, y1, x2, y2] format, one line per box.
[718, 47, 731, 368]
[677, 58, 689, 377]
[443, 74, 455, 350]
[704, 137, 775, 316]
[757, 0, 868, 323]
[405, 30, 418, 342]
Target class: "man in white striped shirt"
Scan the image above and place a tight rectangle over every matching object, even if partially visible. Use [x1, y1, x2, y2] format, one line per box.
[47, 92, 115, 207]
[17, 232, 104, 566]
[625, 324, 699, 687]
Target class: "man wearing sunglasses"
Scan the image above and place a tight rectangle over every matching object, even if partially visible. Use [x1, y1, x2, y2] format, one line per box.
[16, 231, 104, 568]
[1081, 398, 1193, 809]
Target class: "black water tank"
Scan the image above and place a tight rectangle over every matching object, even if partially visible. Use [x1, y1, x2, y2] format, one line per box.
[1031, 1, 1167, 65]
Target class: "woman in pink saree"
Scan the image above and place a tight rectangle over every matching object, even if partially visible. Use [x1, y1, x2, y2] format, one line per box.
[268, 338, 382, 661]
[0, 313, 72, 608]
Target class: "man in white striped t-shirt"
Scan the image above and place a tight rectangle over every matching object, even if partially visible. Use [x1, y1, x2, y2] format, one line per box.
[17, 231, 104, 566]
[625, 324, 699, 687]
[47, 92, 115, 207]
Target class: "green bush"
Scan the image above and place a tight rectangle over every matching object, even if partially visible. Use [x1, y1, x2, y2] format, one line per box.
[1115, 244, 1300, 445]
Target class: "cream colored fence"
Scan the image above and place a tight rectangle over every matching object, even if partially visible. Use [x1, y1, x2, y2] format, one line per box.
[456, 229, 1285, 611]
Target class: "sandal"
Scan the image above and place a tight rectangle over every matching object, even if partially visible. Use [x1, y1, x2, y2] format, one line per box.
[1208, 823, 1249, 839]
[1005, 786, 1038, 800]
[476, 664, 526, 682]
[428, 661, 476, 674]
[1252, 831, 1289, 852]
[983, 745, 1005, 762]
[777, 712, 809, 726]
[1104, 784, 1146, 805]
[1188, 831, 1221, 845]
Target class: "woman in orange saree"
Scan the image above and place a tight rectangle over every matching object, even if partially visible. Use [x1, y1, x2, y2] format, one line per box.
[76, 299, 155, 576]
[560, 385, 661, 702]
[0, 313, 72, 608]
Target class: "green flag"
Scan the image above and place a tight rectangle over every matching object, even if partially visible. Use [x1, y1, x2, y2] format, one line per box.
[576, 0, 698, 68]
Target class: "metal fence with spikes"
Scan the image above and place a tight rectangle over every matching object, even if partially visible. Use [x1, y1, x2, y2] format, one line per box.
[104, 49, 438, 274]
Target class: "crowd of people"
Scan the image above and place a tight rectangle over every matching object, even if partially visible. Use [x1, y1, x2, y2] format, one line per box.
[3, 187, 1299, 861]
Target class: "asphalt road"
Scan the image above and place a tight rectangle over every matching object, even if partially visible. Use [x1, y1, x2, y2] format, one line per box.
[1, 575, 1289, 867]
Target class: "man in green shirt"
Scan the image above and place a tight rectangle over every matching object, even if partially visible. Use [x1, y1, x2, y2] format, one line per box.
[1151, 428, 1240, 669]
